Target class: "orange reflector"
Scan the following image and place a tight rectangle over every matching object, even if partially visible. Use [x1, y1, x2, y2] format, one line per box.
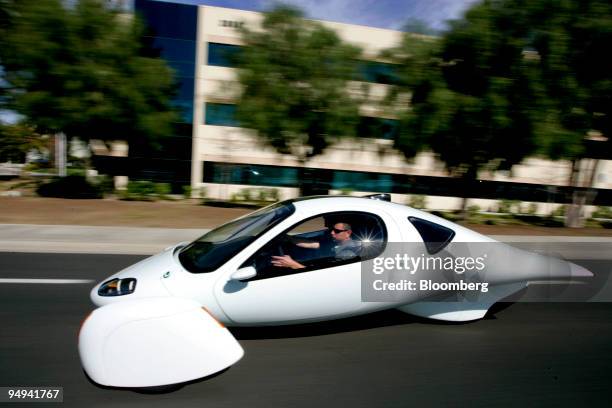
[202, 307, 225, 328]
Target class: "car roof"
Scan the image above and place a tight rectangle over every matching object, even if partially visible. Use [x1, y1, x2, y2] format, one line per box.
[285, 196, 470, 234]
[269, 195, 493, 242]
[287, 195, 404, 213]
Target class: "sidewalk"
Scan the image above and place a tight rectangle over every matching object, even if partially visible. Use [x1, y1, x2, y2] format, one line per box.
[1, 195, 612, 255]
[2, 197, 612, 235]
[1, 224, 612, 255]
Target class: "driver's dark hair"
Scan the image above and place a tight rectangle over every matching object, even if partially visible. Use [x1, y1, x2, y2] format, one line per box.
[323, 216, 352, 231]
[338, 222, 352, 231]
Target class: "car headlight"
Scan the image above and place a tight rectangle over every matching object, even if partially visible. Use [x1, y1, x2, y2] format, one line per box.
[98, 278, 137, 297]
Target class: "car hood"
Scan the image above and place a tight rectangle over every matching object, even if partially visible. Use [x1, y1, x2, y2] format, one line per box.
[90, 247, 179, 307]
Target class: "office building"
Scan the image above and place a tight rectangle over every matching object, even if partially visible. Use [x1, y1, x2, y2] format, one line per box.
[131, 0, 612, 211]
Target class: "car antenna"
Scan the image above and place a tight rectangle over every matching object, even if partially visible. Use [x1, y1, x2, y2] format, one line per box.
[363, 193, 391, 202]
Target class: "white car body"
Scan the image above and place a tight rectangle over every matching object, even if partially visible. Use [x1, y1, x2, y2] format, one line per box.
[78, 195, 592, 388]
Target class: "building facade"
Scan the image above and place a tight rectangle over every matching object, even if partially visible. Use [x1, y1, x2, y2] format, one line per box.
[133, 0, 612, 212]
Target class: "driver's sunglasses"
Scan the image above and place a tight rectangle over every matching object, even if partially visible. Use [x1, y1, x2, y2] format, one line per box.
[331, 228, 350, 234]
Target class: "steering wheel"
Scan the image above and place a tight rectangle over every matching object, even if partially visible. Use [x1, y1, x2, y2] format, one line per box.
[276, 236, 297, 256]
[276, 242, 285, 256]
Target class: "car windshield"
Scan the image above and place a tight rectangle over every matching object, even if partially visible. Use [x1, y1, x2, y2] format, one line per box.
[179, 201, 295, 273]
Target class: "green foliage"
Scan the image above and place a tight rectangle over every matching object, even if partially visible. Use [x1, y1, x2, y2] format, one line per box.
[592, 206, 612, 219]
[387, 0, 611, 187]
[498, 199, 520, 214]
[93, 174, 114, 196]
[182, 185, 192, 199]
[154, 183, 171, 199]
[550, 205, 566, 217]
[47, 173, 114, 196]
[197, 186, 207, 199]
[127, 181, 156, 200]
[183, 185, 207, 199]
[408, 194, 427, 209]
[66, 168, 86, 177]
[381, 35, 435, 159]
[120, 181, 160, 201]
[389, 1, 542, 179]
[402, 18, 439, 36]
[234, 5, 362, 164]
[0, 0, 10, 27]
[36, 175, 102, 199]
[121, 180, 172, 201]
[430, 210, 459, 222]
[23, 161, 53, 172]
[466, 204, 481, 216]
[230, 187, 279, 204]
[0, 0, 179, 149]
[0, 123, 44, 162]
[525, 203, 538, 215]
[520, 0, 612, 160]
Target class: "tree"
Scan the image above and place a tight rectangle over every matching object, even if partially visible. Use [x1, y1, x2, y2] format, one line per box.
[388, 1, 542, 218]
[234, 5, 362, 195]
[0, 0, 179, 156]
[402, 18, 439, 36]
[515, 0, 612, 226]
[0, 122, 44, 163]
[0, 0, 12, 105]
[388, 0, 611, 224]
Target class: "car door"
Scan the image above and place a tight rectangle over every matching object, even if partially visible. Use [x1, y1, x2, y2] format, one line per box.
[213, 209, 397, 325]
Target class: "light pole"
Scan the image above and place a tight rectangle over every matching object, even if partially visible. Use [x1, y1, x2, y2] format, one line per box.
[55, 132, 66, 177]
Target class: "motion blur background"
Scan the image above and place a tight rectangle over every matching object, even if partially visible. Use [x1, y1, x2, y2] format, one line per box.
[1, 0, 611, 229]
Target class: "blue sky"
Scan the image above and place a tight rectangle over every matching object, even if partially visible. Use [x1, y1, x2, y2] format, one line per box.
[157, 0, 479, 31]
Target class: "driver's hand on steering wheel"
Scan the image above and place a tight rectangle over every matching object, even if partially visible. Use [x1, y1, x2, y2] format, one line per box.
[271, 255, 305, 269]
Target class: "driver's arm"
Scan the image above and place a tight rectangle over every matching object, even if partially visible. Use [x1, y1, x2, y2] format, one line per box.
[287, 235, 321, 249]
[296, 241, 320, 249]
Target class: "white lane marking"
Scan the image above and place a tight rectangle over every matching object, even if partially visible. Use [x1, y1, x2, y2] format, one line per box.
[0, 278, 94, 284]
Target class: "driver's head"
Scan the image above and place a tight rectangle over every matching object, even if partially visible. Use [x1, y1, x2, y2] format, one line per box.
[330, 222, 352, 242]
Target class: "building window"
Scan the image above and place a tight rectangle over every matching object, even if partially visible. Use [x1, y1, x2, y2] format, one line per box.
[208, 43, 242, 67]
[205, 103, 238, 127]
[200, 162, 612, 207]
[150, 37, 196, 65]
[206, 42, 397, 86]
[356, 61, 399, 85]
[135, 0, 197, 40]
[203, 162, 299, 187]
[166, 61, 196, 78]
[332, 170, 394, 192]
[135, 0, 197, 123]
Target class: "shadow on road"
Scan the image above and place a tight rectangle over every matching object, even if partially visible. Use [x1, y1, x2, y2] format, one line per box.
[227, 305, 516, 340]
[83, 367, 231, 394]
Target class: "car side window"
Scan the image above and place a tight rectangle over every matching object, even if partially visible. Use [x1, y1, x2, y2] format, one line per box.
[242, 211, 387, 280]
[408, 216, 455, 254]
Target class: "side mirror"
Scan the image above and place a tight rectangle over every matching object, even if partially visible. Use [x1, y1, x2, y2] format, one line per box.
[230, 266, 257, 281]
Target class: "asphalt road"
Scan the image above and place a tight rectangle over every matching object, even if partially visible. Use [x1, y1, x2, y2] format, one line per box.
[1, 252, 611, 407]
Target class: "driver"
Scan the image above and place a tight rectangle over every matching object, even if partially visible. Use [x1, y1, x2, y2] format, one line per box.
[271, 222, 360, 269]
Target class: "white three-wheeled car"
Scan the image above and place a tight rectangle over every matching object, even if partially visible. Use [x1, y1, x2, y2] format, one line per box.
[79, 195, 591, 388]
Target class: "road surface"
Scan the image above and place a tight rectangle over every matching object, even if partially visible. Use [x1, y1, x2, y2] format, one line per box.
[0, 252, 611, 407]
